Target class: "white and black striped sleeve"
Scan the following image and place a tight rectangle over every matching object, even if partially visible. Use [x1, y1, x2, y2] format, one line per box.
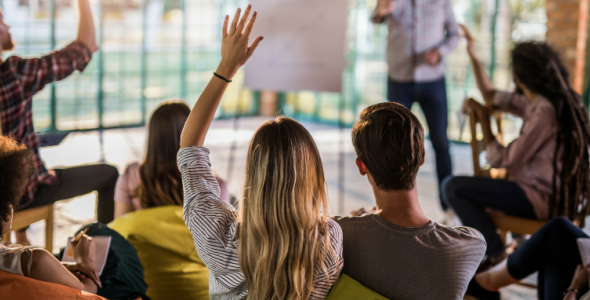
[178, 146, 248, 300]
[310, 219, 344, 299]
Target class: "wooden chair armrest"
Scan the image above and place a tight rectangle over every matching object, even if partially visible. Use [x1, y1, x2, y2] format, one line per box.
[486, 209, 545, 236]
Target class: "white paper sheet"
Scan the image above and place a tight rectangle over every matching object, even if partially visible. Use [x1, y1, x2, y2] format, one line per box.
[578, 238, 590, 266]
[244, 0, 349, 93]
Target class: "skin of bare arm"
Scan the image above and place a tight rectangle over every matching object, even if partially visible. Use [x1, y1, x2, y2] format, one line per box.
[460, 24, 496, 107]
[564, 264, 590, 300]
[180, 5, 263, 149]
[22, 249, 98, 294]
[114, 202, 135, 218]
[473, 255, 590, 300]
[76, 0, 98, 53]
[563, 293, 577, 300]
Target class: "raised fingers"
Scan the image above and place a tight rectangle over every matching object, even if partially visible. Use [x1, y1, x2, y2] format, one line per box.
[229, 8, 241, 36]
[237, 5, 252, 34]
[222, 15, 229, 38]
[243, 11, 258, 38]
[247, 36, 264, 59]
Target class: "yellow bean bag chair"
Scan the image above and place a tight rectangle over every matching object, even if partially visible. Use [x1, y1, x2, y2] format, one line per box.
[109, 206, 209, 300]
[326, 274, 389, 300]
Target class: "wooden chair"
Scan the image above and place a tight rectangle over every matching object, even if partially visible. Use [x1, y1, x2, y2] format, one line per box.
[2, 204, 54, 252]
[468, 109, 546, 244]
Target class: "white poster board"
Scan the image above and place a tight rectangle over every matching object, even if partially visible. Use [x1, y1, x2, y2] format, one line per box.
[245, 0, 349, 93]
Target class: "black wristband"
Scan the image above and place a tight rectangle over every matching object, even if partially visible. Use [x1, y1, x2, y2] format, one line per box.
[213, 72, 232, 83]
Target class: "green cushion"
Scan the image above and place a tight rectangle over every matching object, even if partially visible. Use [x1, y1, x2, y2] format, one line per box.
[326, 274, 389, 300]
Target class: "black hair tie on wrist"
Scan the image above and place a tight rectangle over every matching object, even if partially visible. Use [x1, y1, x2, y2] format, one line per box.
[213, 72, 232, 83]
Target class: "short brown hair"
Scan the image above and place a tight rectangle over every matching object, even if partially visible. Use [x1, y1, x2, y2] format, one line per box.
[0, 136, 34, 233]
[352, 103, 425, 191]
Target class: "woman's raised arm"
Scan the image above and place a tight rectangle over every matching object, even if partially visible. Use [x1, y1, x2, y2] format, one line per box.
[180, 5, 263, 148]
[460, 24, 497, 107]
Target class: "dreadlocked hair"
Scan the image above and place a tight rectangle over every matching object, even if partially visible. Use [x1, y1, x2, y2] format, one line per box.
[511, 42, 590, 226]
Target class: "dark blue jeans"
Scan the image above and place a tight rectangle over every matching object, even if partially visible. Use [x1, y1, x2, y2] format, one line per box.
[387, 77, 452, 210]
[507, 217, 588, 300]
[442, 176, 537, 257]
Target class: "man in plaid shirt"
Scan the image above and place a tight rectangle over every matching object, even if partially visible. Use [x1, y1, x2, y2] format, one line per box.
[0, 0, 118, 245]
[372, 0, 459, 214]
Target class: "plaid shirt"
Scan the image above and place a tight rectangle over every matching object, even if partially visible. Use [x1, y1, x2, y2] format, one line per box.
[374, 0, 459, 83]
[0, 41, 92, 209]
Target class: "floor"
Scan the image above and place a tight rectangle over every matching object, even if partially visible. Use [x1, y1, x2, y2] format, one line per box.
[20, 117, 548, 299]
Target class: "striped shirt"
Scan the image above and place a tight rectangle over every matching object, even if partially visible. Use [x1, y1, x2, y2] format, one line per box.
[373, 0, 459, 83]
[178, 146, 343, 300]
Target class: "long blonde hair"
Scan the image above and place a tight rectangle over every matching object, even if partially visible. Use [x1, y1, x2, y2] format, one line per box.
[238, 117, 335, 300]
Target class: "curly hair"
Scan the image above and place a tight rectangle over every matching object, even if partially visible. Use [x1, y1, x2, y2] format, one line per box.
[0, 136, 34, 234]
[512, 42, 590, 226]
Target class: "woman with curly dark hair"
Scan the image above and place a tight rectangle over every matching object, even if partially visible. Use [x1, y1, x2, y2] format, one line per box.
[0, 135, 104, 296]
[0, 136, 150, 300]
[443, 24, 590, 265]
[0, 136, 35, 235]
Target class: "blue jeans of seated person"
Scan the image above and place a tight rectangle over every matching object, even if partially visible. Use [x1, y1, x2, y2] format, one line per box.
[442, 176, 537, 257]
[507, 217, 588, 300]
[387, 77, 452, 210]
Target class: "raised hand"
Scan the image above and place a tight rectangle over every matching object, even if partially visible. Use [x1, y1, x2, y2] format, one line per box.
[216, 5, 264, 80]
[459, 24, 476, 58]
[180, 7, 263, 149]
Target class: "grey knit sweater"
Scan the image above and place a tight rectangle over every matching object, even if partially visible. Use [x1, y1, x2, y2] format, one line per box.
[335, 215, 486, 300]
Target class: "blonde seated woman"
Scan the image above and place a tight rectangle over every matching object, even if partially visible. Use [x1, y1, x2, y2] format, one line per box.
[178, 6, 342, 300]
[110, 101, 229, 300]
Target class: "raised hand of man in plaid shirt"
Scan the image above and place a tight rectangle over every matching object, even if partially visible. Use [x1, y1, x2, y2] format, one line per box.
[372, 0, 459, 216]
[0, 0, 119, 245]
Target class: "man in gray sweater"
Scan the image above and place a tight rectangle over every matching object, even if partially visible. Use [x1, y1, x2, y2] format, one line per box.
[335, 102, 486, 299]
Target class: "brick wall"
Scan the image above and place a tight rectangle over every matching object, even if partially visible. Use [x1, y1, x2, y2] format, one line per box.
[546, 0, 589, 93]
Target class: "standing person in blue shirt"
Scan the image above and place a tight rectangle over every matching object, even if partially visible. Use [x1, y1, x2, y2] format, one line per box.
[372, 0, 460, 213]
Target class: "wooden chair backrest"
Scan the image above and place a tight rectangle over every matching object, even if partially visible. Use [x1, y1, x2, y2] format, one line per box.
[468, 109, 504, 177]
[2, 204, 54, 252]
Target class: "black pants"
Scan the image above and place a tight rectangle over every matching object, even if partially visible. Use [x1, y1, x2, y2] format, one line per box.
[21, 164, 118, 224]
[507, 217, 588, 300]
[442, 176, 537, 257]
[388, 77, 452, 210]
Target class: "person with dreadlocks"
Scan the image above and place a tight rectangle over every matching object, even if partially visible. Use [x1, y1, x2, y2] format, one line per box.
[442, 24, 590, 266]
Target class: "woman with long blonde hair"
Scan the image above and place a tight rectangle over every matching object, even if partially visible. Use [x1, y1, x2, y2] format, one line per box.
[178, 6, 343, 300]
